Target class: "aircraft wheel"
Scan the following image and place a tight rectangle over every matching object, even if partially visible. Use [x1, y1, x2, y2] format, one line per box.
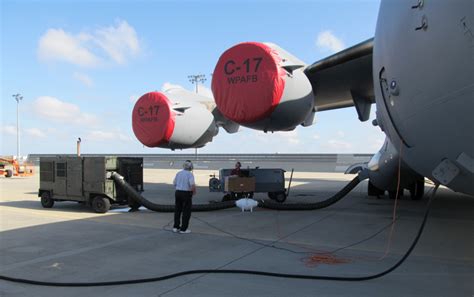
[40, 192, 54, 208]
[368, 181, 384, 196]
[409, 180, 425, 200]
[388, 190, 402, 200]
[91, 196, 110, 213]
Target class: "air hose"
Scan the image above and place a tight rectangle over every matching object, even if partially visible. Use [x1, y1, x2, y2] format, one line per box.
[0, 184, 440, 286]
[111, 172, 236, 212]
[259, 175, 363, 210]
[112, 171, 367, 213]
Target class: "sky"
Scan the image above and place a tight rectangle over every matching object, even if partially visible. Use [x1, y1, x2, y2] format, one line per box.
[1, 0, 383, 156]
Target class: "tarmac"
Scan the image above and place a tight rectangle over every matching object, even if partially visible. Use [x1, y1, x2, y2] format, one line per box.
[1, 162, 473, 297]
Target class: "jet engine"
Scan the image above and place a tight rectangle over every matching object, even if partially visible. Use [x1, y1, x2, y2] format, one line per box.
[132, 90, 218, 150]
[211, 42, 315, 132]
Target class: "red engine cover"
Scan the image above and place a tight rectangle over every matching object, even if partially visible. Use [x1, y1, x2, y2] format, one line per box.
[132, 92, 175, 147]
[211, 42, 286, 123]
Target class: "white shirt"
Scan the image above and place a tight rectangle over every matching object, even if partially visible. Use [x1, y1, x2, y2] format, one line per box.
[173, 170, 195, 191]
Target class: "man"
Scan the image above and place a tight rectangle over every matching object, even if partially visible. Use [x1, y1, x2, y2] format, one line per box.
[173, 160, 196, 234]
[230, 161, 242, 177]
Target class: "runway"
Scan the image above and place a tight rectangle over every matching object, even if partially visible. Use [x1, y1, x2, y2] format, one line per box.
[1, 161, 473, 296]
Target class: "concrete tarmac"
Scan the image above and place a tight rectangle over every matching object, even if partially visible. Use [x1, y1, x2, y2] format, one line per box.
[1, 166, 473, 297]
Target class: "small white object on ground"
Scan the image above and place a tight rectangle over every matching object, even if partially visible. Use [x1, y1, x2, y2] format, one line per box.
[235, 198, 258, 212]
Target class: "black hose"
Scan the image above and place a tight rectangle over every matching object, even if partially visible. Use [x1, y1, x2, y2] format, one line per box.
[259, 175, 362, 210]
[114, 171, 366, 213]
[111, 172, 236, 212]
[0, 184, 440, 286]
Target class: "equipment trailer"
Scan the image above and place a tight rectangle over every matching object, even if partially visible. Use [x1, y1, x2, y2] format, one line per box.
[38, 156, 143, 213]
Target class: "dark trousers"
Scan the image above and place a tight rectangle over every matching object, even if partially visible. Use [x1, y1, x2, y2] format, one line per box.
[174, 190, 193, 231]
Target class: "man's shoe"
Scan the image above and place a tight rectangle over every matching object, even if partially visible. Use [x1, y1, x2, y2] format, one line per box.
[172, 228, 179, 233]
[179, 229, 191, 234]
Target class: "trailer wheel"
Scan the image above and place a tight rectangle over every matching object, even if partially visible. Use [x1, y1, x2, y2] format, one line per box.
[221, 193, 232, 202]
[275, 192, 287, 203]
[40, 192, 54, 208]
[5, 169, 13, 178]
[92, 196, 110, 213]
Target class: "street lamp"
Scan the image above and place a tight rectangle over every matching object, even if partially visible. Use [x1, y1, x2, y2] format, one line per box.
[187, 74, 207, 160]
[12, 93, 23, 160]
[188, 74, 207, 94]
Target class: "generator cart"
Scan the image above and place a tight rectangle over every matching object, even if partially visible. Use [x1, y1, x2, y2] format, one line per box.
[38, 156, 143, 213]
[209, 168, 293, 203]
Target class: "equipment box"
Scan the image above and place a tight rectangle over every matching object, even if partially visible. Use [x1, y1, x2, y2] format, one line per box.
[224, 176, 256, 192]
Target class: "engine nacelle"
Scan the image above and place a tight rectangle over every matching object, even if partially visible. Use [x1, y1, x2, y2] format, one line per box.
[132, 91, 218, 150]
[211, 42, 315, 132]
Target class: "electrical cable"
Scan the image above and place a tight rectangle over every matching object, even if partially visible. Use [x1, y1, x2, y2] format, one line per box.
[0, 184, 439, 286]
[192, 201, 397, 256]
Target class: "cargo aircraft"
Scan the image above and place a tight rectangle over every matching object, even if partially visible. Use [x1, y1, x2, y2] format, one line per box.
[132, 0, 473, 198]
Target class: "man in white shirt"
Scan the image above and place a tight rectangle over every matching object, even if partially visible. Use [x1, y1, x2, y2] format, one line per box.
[172, 160, 196, 234]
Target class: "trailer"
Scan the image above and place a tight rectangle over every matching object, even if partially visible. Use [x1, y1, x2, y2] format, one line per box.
[209, 168, 293, 203]
[38, 156, 143, 213]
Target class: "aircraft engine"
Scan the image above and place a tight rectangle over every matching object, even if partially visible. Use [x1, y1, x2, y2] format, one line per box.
[132, 91, 218, 150]
[211, 42, 315, 132]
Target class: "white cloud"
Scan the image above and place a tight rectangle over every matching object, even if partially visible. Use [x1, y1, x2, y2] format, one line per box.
[313, 133, 320, 140]
[38, 20, 140, 67]
[38, 29, 100, 67]
[2, 125, 17, 136]
[86, 130, 131, 142]
[32, 96, 98, 126]
[93, 20, 140, 64]
[161, 82, 214, 99]
[336, 130, 345, 138]
[316, 31, 345, 53]
[197, 85, 214, 99]
[327, 139, 352, 150]
[161, 82, 185, 92]
[369, 136, 385, 150]
[277, 130, 300, 145]
[25, 128, 46, 138]
[73, 72, 94, 87]
[250, 130, 301, 145]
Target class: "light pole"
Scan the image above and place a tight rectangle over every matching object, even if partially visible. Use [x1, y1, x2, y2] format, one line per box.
[12, 94, 23, 160]
[187, 74, 206, 94]
[187, 74, 207, 160]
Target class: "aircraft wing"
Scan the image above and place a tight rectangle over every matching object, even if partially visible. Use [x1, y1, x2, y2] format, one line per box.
[304, 38, 374, 121]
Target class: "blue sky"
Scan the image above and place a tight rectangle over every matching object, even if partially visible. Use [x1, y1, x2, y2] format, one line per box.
[1, 0, 383, 156]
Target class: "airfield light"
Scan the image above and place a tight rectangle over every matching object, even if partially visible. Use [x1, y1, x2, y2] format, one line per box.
[188, 74, 207, 94]
[187, 74, 207, 160]
[12, 93, 23, 160]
